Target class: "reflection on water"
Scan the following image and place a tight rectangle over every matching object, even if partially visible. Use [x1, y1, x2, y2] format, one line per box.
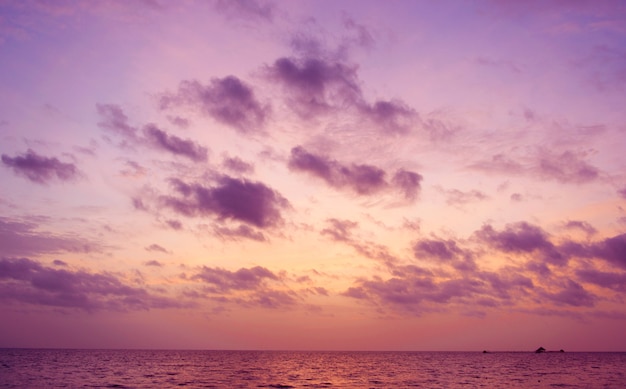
[0, 349, 624, 388]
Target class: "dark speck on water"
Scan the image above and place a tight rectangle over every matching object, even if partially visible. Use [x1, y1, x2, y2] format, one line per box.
[0, 349, 624, 388]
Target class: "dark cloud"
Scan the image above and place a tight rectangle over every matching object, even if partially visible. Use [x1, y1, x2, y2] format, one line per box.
[1, 149, 80, 184]
[264, 57, 361, 117]
[159, 76, 269, 134]
[213, 0, 274, 22]
[288, 146, 420, 198]
[160, 176, 289, 228]
[576, 269, 626, 292]
[541, 280, 596, 307]
[144, 260, 163, 267]
[142, 124, 207, 162]
[476, 222, 556, 254]
[0, 257, 185, 312]
[589, 233, 626, 269]
[0, 217, 100, 257]
[619, 186, 626, 199]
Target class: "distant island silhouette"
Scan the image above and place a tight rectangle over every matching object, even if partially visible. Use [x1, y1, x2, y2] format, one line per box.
[535, 346, 564, 353]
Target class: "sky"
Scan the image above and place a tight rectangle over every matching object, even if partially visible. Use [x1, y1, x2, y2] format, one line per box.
[1, 0, 625, 352]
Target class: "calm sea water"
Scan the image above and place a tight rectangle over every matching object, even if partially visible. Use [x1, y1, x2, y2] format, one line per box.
[0, 349, 624, 388]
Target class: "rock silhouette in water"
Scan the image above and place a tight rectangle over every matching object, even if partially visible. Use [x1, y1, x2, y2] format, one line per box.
[535, 346, 546, 353]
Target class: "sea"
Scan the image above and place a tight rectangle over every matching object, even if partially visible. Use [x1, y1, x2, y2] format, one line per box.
[0, 349, 624, 388]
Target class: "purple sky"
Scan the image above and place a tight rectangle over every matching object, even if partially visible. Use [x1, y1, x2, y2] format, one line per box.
[1, 0, 625, 351]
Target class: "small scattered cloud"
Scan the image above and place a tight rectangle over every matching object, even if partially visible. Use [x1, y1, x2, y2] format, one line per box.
[563, 220, 597, 236]
[444, 188, 488, 206]
[142, 124, 208, 162]
[222, 155, 254, 174]
[145, 244, 169, 254]
[1, 149, 81, 184]
[145, 260, 163, 267]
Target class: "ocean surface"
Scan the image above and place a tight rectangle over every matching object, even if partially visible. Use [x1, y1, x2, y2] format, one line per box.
[0, 349, 624, 388]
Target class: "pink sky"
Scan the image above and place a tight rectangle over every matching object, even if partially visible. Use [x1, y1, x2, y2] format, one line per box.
[1, 0, 625, 351]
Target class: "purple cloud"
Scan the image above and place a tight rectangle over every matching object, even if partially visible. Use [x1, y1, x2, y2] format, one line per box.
[619, 186, 626, 199]
[222, 156, 254, 174]
[213, 224, 266, 242]
[289, 146, 419, 198]
[192, 265, 278, 293]
[97, 104, 209, 161]
[537, 149, 599, 183]
[413, 238, 463, 262]
[576, 269, 626, 292]
[0, 257, 185, 312]
[590, 233, 626, 269]
[96, 103, 138, 140]
[145, 244, 169, 254]
[142, 124, 208, 162]
[476, 222, 553, 253]
[392, 169, 423, 200]
[1, 149, 80, 184]
[159, 76, 268, 134]
[444, 188, 488, 206]
[160, 176, 289, 228]
[541, 280, 596, 307]
[359, 99, 418, 134]
[213, 0, 275, 22]
[563, 220, 597, 235]
[0, 217, 100, 257]
[265, 57, 361, 117]
[321, 218, 358, 242]
[470, 149, 600, 184]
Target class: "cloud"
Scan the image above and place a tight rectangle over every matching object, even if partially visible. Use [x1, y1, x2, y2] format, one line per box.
[213, 0, 275, 22]
[469, 149, 601, 184]
[475, 222, 565, 265]
[0, 217, 100, 257]
[541, 280, 596, 307]
[0, 257, 185, 312]
[288, 146, 421, 199]
[190, 266, 296, 309]
[413, 238, 464, 262]
[145, 244, 169, 254]
[563, 220, 597, 235]
[160, 176, 289, 228]
[589, 233, 626, 269]
[444, 188, 488, 206]
[96, 103, 138, 140]
[359, 99, 418, 134]
[392, 169, 423, 201]
[142, 124, 208, 162]
[159, 76, 269, 134]
[264, 56, 361, 117]
[1, 149, 80, 184]
[537, 149, 599, 183]
[222, 156, 254, 174]
[213, 224, 266, 242]
[321, 218, 358, 242]
[97, 104, 209, 161]
[577, 268, 626, 292]
[144, 260, 163, 267]
[619, 186, 626, 199]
